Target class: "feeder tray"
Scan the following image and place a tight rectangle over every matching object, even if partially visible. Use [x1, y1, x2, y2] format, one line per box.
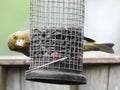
[26, 70, 86, 85]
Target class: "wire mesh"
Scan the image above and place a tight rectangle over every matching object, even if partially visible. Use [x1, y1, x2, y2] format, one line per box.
[30, 0, 84, 72]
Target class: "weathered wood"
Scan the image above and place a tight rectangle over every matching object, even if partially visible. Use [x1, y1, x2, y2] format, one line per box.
[3, 63, 120, 90]
[84, 56, 120, 64]
[4, 65, 75, 90]
[79, 65, 109, 90]
[0, 66, 5, 90]
[0, 56, 120, 65]
[2, 56, 120, 90]
[108, 65, 120, 90]
[70, 85, 78, 90]
[0, 56, 30, 65]
[6, 68, 21, 90]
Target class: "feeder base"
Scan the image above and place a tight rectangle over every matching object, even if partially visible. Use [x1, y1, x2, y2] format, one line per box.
[25, 70, 87, 85]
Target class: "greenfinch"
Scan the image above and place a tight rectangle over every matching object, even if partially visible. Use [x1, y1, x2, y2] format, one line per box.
[84, 37, 114, 53]
[8, 30, 30, 56]
[8, 29, 114, 56]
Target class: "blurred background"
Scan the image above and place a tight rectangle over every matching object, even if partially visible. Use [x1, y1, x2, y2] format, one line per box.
[0, 0, 29, 55]
[0, 0, 119, 56]
[84, 0, 120, 56]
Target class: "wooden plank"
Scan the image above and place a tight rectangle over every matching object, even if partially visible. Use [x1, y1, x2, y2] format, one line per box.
[0, 66, 5, 90]
[0, 56, 120, 65]
[70, 85, 78, 90]
[5, 63, 120, 90]
[6, 68, 21, 90]
[79, 65, 109, 90]
[84, 56, 120, 64]
[20, 67, 28, 90]
[0, 56, 30, 65]
[23, 82, 71, 90]
[108, 65, 120, 90]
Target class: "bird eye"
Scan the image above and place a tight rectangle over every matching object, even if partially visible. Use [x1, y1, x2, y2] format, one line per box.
[13, 36, 17, 40]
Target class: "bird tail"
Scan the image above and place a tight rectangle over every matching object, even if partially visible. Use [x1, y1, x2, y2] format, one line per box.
[95, 43, 114, 53]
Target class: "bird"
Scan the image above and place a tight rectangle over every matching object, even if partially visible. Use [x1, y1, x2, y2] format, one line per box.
[8, 29, 114, 56]
[83, 37, 114, 53]
[8, 30, 30, 56]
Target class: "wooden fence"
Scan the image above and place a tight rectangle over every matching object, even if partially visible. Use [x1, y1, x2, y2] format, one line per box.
[0, 56, 120, 90]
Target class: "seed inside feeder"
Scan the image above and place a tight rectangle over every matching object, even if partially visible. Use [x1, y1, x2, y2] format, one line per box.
[30, 26, 83, 71]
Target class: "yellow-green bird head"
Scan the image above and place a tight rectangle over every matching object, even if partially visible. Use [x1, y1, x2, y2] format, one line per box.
[8, 30, 30, 56]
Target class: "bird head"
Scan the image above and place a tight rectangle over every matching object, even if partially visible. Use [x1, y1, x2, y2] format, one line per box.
[8, 31, 29, 50]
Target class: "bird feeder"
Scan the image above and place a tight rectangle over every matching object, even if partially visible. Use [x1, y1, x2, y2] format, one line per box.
[26, 0, 86, 85]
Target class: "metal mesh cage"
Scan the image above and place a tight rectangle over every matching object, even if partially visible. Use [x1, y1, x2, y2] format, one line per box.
[26, 0, 86, 85]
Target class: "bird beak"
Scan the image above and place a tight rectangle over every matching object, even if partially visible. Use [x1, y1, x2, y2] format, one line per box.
[15, 39, 24, 48]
